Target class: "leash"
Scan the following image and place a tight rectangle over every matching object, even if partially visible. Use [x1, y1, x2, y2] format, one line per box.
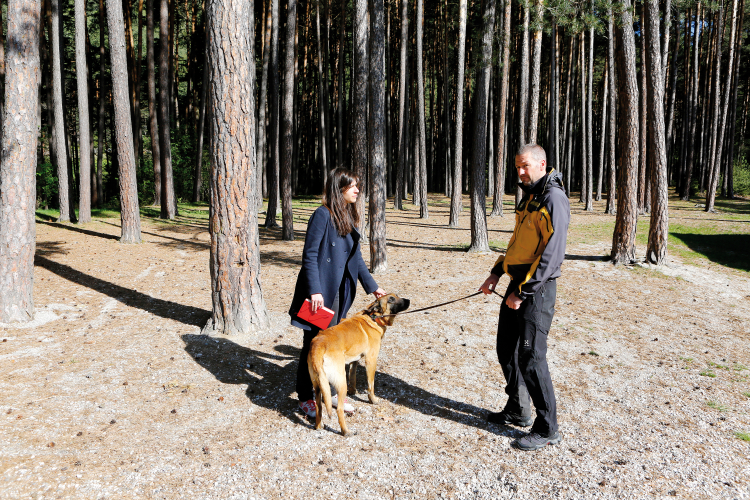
[374, 289, 505, 319]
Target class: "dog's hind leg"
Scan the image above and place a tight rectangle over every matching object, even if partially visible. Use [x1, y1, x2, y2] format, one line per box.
[346, 362, 357, 396]
[314, 387, 324, 430]
[333, 366, 351, 436]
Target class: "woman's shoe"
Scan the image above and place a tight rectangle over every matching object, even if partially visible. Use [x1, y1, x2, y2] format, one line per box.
[330, 394, 354, 413]
[299, 400, 317, 418]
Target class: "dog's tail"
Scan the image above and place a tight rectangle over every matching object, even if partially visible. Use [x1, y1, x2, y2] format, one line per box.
[308, 343, 334, 418]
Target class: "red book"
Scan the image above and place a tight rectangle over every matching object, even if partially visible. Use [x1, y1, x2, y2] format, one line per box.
[297, 299, 335, 330]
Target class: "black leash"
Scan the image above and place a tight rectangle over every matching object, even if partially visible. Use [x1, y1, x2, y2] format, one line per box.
[375, 289, 505, 319]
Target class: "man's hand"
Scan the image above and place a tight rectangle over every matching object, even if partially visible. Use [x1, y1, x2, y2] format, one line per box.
[505, 292, 523, 310]
[310, 293, 324, 313]
[373, 288, 386, 299]
[480, 274, 499, 295]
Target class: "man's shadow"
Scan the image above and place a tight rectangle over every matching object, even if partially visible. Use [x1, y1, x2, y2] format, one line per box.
[183, 334, 522, 438]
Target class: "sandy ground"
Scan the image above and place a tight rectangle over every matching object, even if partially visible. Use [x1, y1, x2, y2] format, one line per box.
[1, 195, 749, 499]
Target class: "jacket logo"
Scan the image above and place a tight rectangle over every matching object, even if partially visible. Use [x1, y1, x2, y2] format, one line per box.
[523, 339, 530, 347]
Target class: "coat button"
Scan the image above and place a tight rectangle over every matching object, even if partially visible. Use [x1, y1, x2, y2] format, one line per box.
[332, 242, 336, 246]
[327, 258, 331, 263]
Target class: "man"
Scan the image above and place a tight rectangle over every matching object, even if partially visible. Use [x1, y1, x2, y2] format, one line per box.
[480, 144, 570, 451]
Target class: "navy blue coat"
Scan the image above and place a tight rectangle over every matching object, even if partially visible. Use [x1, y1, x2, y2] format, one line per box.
[289, 206, 378, 329]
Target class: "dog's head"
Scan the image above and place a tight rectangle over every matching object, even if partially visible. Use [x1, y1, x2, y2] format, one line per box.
[363, 293, 410, 326]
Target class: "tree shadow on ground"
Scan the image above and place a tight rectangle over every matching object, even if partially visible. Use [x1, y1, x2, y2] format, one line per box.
[182, 334, 521, 438]
[35, 255, 210, 326]
[564, 254, 609, 261]
[670, 233, 750, 272]
[37, 219, 121, 241]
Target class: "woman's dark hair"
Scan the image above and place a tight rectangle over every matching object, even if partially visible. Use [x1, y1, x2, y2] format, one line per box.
[323, 168, 360, 236]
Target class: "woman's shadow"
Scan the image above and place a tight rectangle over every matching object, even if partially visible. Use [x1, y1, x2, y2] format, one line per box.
[182, 334, 523, 438]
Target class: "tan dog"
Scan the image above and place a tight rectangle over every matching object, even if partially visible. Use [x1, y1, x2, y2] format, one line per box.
[308, 293, 410, 435]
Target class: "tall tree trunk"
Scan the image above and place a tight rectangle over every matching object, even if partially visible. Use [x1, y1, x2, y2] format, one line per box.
[491, 0, 511, 217]
[605, 7, 617, 215]
[468, 0, 495, 253]
[638, 4, 648, 214]
[193, 36, 209, 202]
[264, 0, 280, 227]
[706, 0, 737, 212]
[395, 0, 408, 210]
[205, 0, 269, 335]
[280, 0, 296, 240]
[585, 6, 594, 211]
[107, 0, 142, 242]
[611, 0, 639, 264]
[596, 65, 608, 203]
[644, 0, 668, 264]
[159, 0, 176, 218]
[315, 0, 329, 179]
[416, 0, 427, 217]
[518, 0, 529, 145]
[725, 0, 744, 199]
[51, 0, 71, 222]
[352, 0, 368, 228]
[75, 0, 91, 223]
[369, 0, 387, 272]
[664, 13, 681, 178]
[257, 0, 272, 206]
[579, 32, 587, 205]
[682, 5, 701, 201]
[448, 0, 467, 227]
[96, 0, 105, 206]
[527, 0, 542, 143]
[147, 0, 161, 205]
[0, 0, 41, 322]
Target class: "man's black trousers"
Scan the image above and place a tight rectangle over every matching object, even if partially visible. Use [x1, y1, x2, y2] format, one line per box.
[496, 280, 558, 435]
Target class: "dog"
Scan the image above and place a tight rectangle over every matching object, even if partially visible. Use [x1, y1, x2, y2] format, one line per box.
[307, 293, 410, 436]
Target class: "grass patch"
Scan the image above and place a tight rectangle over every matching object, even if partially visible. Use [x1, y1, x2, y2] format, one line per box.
[733, 363, 748, 371]
[707, 361, 729, 370]
[742, 392, 750, 399]
[699, 370, 716, 378]
[734, 431, 750, 442]
[588, 350, 600, 357]
[706, 401, 729, 411]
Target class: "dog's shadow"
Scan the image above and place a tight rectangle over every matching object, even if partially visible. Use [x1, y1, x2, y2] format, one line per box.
[183, 334, 522, 438]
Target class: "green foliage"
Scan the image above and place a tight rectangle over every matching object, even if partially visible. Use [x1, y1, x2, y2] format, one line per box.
[733, 155, 750, 196]
[735, 431, 750, 442]
[36, 161, 58, 210]
[699, 370, 716, 378]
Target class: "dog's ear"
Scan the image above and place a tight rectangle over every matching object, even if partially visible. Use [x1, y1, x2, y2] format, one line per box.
[365, 299, 383, 316]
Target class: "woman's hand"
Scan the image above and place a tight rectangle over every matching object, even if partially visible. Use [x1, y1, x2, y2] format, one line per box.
[310, 293, 324, 313]
[373, 288, 386, 299]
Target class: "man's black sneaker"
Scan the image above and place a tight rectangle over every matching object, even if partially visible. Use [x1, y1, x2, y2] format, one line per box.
[486, 411, 533, 427]
[512, 431, 562, 451]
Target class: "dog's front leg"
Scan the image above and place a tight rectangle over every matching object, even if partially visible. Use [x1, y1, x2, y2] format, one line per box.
[364, 354, 380, 405]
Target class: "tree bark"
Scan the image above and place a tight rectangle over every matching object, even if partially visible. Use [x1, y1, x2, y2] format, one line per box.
[0, 0, 41, 322]
[193, 34, 209, 203]
[352, 0, 368, 228]
[159, 0, 176, 219]
[416, 0, 427, 218]
[205, 0, 269, 335]
[491, 0, 511, 217]
[681, 5, 701, 200]
[395, 0, 408, 210]
[75, 0, 91, 223]
[586, 5, 594, 211]
[146, 0, 161, 205]
[468, 0, 495, 253]
[611, 0, 639, 264]
[448, 0, 467, 227]
[257, 0, 272, 206]
[264, 0, 280, 228]
[280, 0, 296, 240]
[315, 0, 329, 180]
[369, 0, 387, 272]
[107, 0, 142, 242]
[644, 0, 668, 265]
[527, 0, 542, 143]
[596, 65, 608, 203]
[518, 0, 529, 145]
[706, 0, 737, 212]
[51, 0, 71, 222]
[605, 7, 617, 215]
[638, 3, 648, 214]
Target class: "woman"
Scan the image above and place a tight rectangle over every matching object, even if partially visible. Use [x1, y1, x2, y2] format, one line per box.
[288, 168, 385, 418]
